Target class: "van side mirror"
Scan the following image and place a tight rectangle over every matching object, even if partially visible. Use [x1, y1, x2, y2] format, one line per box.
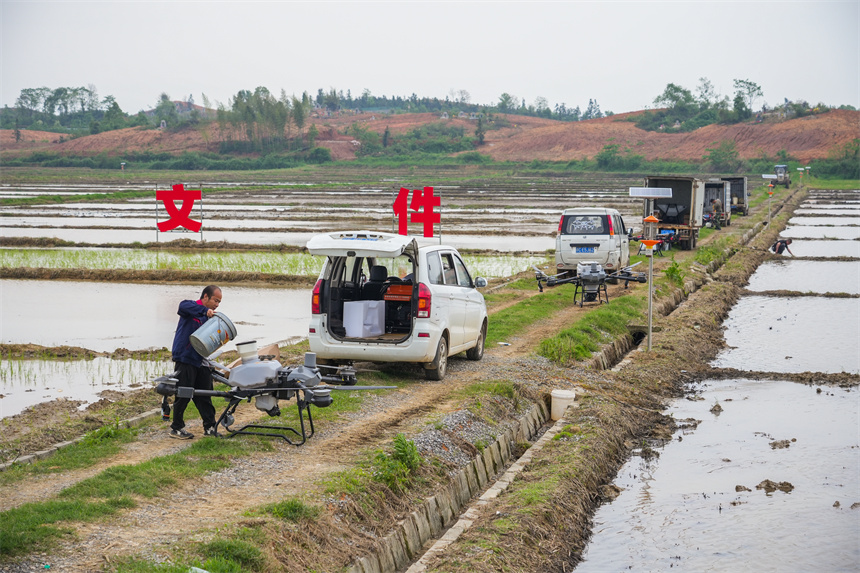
[627, 227, 634, 239]
[475, 277, 488, 288]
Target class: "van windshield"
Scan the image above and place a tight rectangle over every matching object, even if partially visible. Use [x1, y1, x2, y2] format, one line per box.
[562, 215, 606, 235]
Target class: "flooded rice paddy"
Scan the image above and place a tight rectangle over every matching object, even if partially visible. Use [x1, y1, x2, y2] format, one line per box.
[780, 226, 860, 240]
[0, 227, 558, 251]
[711, 296, 860, 374]
[0, 177, 646, 251]
[576, 188, 860, 571]
[744, 260, 860, 294]
[0, 248, 546, 278]
[783, 239, 860, 258]
[1, 280, 311, 352]
[576, 378, 860, 572]
[788, 216, 860, 226]
[0, 356, 167, 418]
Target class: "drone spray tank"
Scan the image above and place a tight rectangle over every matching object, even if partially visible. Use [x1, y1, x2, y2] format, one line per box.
[576, 261, 607, 302]
[228, 340, 283, 416]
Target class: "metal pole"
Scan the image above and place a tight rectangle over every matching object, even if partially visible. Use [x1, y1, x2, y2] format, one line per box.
[647, 254, 654, 351]
[768, 194, 772, 225]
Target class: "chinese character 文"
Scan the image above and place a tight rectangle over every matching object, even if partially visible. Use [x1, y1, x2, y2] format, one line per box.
[393, 186, 441, 237]
[156, 184, 202, 232]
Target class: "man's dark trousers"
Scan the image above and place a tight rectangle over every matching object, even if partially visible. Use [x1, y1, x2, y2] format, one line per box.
[171, 362, 217, 432]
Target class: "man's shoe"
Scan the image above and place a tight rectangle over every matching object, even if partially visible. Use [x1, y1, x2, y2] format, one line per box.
[203, 427, 218, 437]
[169, 428, 194, 440]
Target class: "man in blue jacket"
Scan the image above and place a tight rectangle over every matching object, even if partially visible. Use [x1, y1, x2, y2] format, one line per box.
[168, 285, 222, 439]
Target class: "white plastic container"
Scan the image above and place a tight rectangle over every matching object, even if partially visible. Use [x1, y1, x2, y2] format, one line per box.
[236, 340, 258, 363]
[551, 389, 577, 420]
[343, 300, 385, 338]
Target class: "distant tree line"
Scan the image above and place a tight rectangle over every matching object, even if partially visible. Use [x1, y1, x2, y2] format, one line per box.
[2, 85, 149, 133]
[633, 77, 851, 133]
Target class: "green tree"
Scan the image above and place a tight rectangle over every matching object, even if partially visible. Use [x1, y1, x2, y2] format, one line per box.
[307, 124, 318, 148]
[704, 140, 741, 172]
[695, 77, 718, 108]
[382, 126, 391, 147]
[733, 93, 751, 120]
[497, 93, 514, 112]
[475, 117, 485, 145]
[155, 93, 178, 127]
[733, 79, 763, 112]
[103, 100, 125, 130]
[13, 118, 21, 142]
[292, 96, 306, 145]
[595, 143, 620, 168]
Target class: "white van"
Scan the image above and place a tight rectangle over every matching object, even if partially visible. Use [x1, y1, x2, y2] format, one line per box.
[306, 231, 488, 380]
[555, 208, 630, 277]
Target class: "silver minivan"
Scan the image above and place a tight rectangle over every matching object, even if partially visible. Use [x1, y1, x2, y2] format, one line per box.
[555, 207, 630, 277]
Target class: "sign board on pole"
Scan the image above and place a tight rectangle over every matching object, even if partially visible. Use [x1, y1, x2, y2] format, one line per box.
[762, 174, 777, 179]
[629, 187, 673, 198]
[797, 168, 805, 171]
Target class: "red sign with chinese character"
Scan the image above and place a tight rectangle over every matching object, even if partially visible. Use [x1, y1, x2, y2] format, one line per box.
[156, 184, 202, 232]
[393, 186, 440, 237]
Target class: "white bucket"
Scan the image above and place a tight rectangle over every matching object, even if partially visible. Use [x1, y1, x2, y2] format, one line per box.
[190, 312, 237, 357]
[551, 389, 577, 420]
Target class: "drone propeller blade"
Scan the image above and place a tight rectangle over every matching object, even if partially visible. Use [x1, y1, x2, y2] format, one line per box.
[319, 385, 397, 391]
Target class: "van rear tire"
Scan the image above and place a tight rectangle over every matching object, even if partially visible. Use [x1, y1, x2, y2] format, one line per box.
[425, 336, 448, 380]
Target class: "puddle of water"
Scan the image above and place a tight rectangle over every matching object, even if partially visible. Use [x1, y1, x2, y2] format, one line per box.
[745, 260, 860, 294]
[0, 356, 169, 419]
[1, 280, 312, 352]
[712, 296, 860, 374]
[788, 217, 860, 226]
[576, 378, 860, 572]
[786, 240, 860, 258]
[781, 226, 860, 240]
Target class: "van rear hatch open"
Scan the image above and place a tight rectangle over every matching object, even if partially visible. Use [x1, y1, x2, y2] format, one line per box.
[306, 231, 418, 259]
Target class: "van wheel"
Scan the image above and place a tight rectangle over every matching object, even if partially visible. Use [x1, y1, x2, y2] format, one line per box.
[425, 337, 448, 380]
[466, 325, 485, 361]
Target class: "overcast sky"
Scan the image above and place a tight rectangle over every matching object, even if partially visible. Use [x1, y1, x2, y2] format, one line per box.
[2, 1, 858, 115]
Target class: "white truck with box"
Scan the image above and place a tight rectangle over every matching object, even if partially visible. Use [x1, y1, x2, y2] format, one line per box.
[642, 176, 705, 250]
[722, 176, 749, 216]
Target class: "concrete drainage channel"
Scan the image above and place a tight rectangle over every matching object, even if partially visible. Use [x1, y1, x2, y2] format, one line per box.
[345, 397, 581, 573]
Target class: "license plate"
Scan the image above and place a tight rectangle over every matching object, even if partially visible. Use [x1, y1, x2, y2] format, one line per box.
[575, 247, 595, 254]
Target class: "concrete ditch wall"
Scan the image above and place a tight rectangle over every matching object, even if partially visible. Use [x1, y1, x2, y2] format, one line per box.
[345, 399, 550, 573]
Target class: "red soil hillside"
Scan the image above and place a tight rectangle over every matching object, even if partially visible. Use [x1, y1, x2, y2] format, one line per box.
[482, 109, 860, 164]
[1, 109, 856, 164]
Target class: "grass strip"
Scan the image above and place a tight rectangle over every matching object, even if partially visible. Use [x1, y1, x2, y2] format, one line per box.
[538, 295, 645, 364]
[486, 282, 571, 346]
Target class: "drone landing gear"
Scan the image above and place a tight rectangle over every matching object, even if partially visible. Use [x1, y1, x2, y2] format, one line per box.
[216, 396, 316, 446]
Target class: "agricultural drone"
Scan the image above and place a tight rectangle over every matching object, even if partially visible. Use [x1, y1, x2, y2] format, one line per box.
[534, 261, 647, 306]
[155, 341, 392, 446]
